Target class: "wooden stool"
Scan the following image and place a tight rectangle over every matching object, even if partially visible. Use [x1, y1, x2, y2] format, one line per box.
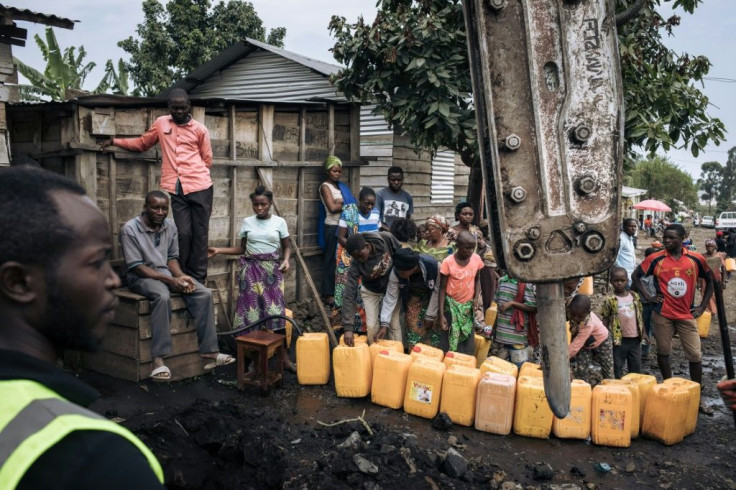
[236, 331, 286, 394]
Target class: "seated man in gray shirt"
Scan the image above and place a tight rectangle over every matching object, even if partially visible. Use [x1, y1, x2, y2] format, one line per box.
[120, 190, 233, 381]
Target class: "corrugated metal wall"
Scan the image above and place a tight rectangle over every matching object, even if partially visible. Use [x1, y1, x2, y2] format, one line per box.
[431, 150, 455, 204]
[359, 105, 468, 220]
[190, 50, 343, 103]
[359, 104, 393, 190]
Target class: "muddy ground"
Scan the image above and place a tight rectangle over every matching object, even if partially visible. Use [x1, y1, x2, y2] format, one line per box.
[82, 224, 736, 489]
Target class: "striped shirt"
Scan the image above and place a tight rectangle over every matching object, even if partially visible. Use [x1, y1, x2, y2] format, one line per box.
[339, 207, 380, 233]
[493, 276, 536, 346]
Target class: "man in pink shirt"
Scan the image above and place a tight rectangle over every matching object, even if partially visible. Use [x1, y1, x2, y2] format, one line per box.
[102, 89, 213, 282]
[567, 294, 613, 385]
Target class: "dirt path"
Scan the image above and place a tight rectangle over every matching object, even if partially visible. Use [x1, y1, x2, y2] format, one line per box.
[83, 223, 736, 489]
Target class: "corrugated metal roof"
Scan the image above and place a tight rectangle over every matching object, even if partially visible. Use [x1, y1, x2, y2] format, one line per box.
[246, 38, 341, 76]
[0, 4, 75, 29]
[622, 185, 647, 197]
[185, 50, 345, 103]
[164, 37, 344, 102]
[8, 93, 328, 109]
[431, 150, 455, 204]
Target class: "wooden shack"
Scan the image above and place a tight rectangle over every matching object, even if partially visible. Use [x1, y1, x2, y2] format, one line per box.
[169, 38, 470, 224]
[8, 94, 361, 319]
[0, 5, 75, 166]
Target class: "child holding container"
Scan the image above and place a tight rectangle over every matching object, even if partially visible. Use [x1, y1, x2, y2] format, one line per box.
[567, 294, 614, 385]
[490, 271, 537, 366]
[438, 231, 484, 355]
[600, 266, 647, 378]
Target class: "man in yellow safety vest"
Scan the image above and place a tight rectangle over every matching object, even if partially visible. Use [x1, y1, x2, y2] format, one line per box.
[0, 166, 165, 489]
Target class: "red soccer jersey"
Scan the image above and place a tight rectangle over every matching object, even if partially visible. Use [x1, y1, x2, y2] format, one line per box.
[637, 247, 710, 320]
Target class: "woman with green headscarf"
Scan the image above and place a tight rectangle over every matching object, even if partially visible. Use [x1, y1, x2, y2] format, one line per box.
[318, 156, 356, 307]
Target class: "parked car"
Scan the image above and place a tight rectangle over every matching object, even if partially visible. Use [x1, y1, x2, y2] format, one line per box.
[717, 211, 736, 231]
[701, 215, 715, 228]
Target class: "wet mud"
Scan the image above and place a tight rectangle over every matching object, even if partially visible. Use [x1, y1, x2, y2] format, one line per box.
[84, 226, 736, 489]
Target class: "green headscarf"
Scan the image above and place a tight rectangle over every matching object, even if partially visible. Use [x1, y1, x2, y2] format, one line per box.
[324, 155, 342, 171]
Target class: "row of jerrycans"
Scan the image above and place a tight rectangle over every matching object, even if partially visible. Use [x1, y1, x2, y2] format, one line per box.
[296, 334, 484, 425]
[296, 334, 699, 446]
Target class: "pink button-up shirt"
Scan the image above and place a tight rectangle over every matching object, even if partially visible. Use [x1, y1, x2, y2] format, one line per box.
[113, 115, 213, 195]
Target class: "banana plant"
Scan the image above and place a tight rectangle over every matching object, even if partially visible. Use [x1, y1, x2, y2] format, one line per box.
[13, 27, 102, 101]
[95, 59, 130, 96]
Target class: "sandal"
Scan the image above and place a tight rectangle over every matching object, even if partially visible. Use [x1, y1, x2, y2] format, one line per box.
[203, 353, 235, 371]
[150, 365, 171, 383]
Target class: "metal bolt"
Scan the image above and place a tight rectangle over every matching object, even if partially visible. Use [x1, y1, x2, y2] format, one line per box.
[502, 134, 521, 151]
[573, 222, 587, 234]
[576, 175, 597, 195]
[582, 232, 605, 253]
[571, 124, 592, 143]
[514, 241, 536, 261]
[510, 186, 527, 203]
[488, 0, 507, 11]
[527, 227, 541, 240]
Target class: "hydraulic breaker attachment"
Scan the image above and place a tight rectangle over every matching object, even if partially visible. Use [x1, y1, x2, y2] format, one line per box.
[462, 0, 624, 417]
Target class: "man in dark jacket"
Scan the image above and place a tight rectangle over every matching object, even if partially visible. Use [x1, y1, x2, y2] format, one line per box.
[0, 167, 164, 489]
[341, 232, 401, 346]
[380, 248, 441, 347]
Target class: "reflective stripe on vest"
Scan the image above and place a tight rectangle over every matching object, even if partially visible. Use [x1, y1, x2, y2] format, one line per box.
[0, 379, 164, 488]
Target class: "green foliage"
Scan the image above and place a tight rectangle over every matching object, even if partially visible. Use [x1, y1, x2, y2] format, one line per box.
[119, 0, 286, 96]
[697, 161, 722, 212]
[14, 27, 98, 101]
[329, 0, 475, 161]
[96, 59, 131, 96]
[694, 148, 736, 212]
[715, 148, 736, 211]
[618, 0, 725, 158]
[628, 155, 698, 209]
[329, 0, 725, 163]
[14, 27, 129, 101]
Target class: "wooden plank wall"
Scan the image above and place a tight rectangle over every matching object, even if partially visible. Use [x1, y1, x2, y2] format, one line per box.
[8, 101, 362, 329]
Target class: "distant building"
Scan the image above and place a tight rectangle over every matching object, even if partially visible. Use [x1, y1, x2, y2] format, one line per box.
[621, 185, 647, 221]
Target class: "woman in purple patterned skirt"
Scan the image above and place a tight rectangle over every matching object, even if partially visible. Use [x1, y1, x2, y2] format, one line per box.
[208, 185, 294, 369]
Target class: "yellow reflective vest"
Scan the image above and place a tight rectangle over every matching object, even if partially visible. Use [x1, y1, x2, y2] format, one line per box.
[0, 379, 164, 489]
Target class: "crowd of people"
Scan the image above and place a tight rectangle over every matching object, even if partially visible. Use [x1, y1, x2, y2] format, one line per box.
[317, 157, 502, 359]
[315, 153, 734, 419]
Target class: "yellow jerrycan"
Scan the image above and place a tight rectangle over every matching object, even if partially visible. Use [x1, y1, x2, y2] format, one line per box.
[403, 357, 446, 419]
[296, 332, 330, 385]
[439, 365, 482, 426]
[371, 350, 413, 409]
[591, 384, 633, 447]
[333, 343, 372, 398]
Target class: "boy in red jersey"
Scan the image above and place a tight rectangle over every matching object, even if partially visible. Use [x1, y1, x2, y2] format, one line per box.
[632, 223, 714, 414]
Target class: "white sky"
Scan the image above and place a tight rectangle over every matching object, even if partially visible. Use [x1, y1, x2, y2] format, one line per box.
[6, 0, 735, 179]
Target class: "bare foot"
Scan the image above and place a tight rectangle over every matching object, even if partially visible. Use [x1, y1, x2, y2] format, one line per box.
[283, 357, 296, 373]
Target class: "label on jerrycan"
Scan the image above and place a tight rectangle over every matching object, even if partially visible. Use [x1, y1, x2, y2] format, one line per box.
[409, 381, 434, 404]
